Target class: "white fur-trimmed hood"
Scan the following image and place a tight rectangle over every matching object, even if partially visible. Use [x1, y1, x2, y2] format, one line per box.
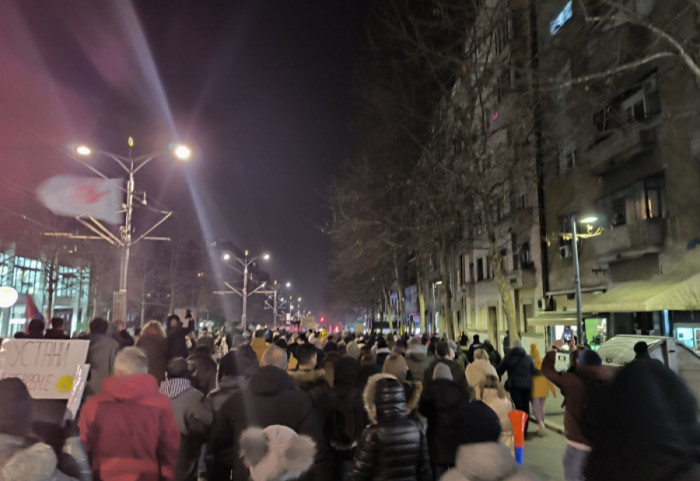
[240, 425, 316, 481]
[362, 374, 422, 423]
[0, 437, 60, 481]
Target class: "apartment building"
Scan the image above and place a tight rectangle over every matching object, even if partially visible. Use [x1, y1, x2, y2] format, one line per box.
[536, 0, 700, 349]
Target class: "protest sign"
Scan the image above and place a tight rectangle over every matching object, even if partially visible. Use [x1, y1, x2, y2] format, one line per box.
[64, 363, 90, 423]
[0, 339, 90, 399]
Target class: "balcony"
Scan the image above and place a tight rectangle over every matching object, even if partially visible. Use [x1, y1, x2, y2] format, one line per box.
[591, 218, 665, 262]
[589, 122, 657, 175]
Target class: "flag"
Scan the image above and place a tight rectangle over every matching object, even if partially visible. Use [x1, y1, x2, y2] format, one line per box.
[25, 294, 44, 323]
[37, 175, 123, 224]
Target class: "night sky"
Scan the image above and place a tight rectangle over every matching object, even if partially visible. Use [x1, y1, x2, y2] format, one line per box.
[0, 1, 370, 317]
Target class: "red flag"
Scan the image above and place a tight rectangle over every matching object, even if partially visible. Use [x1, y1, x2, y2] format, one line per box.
[25, 293, 44, 326]
[36, 175, 123, 224]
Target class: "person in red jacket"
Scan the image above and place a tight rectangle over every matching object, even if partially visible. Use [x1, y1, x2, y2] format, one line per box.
[78, 346, 181, 481]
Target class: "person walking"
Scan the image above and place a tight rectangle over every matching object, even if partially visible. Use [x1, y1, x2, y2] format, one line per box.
[474, 375, 515, 453]
[160, 358, 205, 481]
[530, 344, 556, 436]
[406, 338, 432, 382]
[0, 378, 91, 481]
[84, 317, 120, 398]
[423, 341, 470, 394]
[44, 317, 70, 339]
[78, 347, 180, 481]
[207, 346, 330, 481]
[137, 320, 169, 384]
[465, 348, 498, 390]
[347, 374, 432, 481]
[419, 364, 471, 480]
[541, 342, 611, 481]
[440, 400, 540, 481]
[497, 339, 535, 435]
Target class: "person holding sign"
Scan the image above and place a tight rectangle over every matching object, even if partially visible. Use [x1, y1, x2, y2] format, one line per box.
[78, 347, 180, 481]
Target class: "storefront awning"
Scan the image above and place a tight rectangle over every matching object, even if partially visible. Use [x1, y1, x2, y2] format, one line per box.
[528, 311, 578, 327]
[585, 273, 700, 312]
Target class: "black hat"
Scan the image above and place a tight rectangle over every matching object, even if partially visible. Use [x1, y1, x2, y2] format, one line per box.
[0, 378, 34, 436]
[457, 401, 502, 444]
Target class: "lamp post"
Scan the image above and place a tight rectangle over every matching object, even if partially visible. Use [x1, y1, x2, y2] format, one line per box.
[220, 250, 270, 330]
[571, 215, 599, 344]
[75, 139, 191, 322]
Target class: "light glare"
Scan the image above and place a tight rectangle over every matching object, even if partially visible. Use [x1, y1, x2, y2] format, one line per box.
[76, 145, 91, 156]
[174, 144, 191, 160]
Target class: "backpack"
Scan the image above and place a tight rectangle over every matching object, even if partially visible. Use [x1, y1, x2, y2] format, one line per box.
[573, 372, 608, 444]
[328, 391, 366, 452]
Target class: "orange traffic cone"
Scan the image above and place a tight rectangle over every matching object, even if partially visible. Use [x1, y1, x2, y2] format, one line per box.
[509, 410, 529, 465]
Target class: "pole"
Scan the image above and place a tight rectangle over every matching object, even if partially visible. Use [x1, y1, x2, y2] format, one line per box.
[272, 289, 278, 328]
[242, 258, 248, 331]
[571, 215, 584, 344]
[116, 168, 134, 322]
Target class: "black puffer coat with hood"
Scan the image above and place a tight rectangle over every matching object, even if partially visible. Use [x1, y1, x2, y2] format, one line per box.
[347, 374, 431, 481]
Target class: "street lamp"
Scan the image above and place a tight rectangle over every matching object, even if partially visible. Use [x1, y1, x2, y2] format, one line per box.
[571, 214, 600, 344]
[75, 138, 192, 322]
[218, 250, 270, 330]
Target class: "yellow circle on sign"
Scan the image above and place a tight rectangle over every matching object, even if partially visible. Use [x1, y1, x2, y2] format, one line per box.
[56, 376, 74, 393]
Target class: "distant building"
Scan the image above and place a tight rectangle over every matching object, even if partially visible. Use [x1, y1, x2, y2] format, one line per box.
[0, 247, 90, 337]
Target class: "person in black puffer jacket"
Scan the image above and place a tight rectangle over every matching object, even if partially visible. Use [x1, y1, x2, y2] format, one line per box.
[419, 364, 471, 480]
[347, 374, 431, 481]
[166, 314, 194, 361]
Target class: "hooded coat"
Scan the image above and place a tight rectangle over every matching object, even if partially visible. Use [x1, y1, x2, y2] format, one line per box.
[78, 373, 181, 481]
[347, 374, 431, 481]
[418, 378, 471, 467]
[288, 369, 335, 428]
[465, 359, 498, 390]
[497, 347, 535, 390]
[440, 443, 540, 481]
[405, 344, 432, 382]
[0, 435, 86, 481]
[207, 365, 331, 481]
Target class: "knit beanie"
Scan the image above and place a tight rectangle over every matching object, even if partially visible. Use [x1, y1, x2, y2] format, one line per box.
[457, 401, 502, 444]
[345, 340, 361, 360]
[433, 363, 453, 381]
[382, 354, 409, 382]
[0, 378, 34, 436]
[578, 349, 602, 367]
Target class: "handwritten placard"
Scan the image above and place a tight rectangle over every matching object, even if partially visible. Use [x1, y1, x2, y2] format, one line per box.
[0, 339, 90, 399]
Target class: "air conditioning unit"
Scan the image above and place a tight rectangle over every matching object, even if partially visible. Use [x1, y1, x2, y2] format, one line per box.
[537, 296, 556, 311]
[559, 245, 572, 259]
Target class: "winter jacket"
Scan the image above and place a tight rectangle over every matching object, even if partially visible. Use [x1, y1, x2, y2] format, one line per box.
[137, 333, 168, 384]
[206, 375, 245, 414]
[418, 378, 471, 467]
[465, 359, 498, 390]
[497, 347, 535, 390]
[250, 337, 269, 361]
[207, 365, 331, 481]
[531, 358, 556, 399]
[541, 350, 610, 445]
[375, 347, 391, 368]
[584, 360, 700, 481]
[167, 323, 194, 361]
[288, 369, 335, 428]
[405, 345, 432, 382]
[187, 348, 217, 395]
[347, 374, 431, 481]
[441, 442, 540, 481]
[44, 328, 69, 339]
[160, 379, 205, 481]
[478, 388, 514, 451]
[422, 359, 470, 394]
[84, 333, 119, 398]
[0, 434, 90, 481]
[78, 373, 181, 481]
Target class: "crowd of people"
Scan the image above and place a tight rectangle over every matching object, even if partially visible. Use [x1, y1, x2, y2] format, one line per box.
[0, 315, 699, 481]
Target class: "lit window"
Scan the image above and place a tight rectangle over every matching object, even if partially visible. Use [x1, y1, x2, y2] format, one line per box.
[550, 1, 573, 36]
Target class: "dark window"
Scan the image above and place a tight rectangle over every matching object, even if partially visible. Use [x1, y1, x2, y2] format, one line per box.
[477, 258, 484, 281]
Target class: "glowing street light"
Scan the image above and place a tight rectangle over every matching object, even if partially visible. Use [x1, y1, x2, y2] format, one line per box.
[69, 138, 193, 323]
[571, 213, 602, 343]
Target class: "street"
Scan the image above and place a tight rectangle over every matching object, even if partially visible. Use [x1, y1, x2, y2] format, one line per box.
[524, 429, 566, 481]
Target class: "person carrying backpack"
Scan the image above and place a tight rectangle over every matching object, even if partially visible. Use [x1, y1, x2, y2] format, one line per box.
[541, 341, 610, 481]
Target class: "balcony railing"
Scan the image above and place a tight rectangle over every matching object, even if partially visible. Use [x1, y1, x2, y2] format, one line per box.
[591, 218, 665, 262]
[589, 121, 657, 175]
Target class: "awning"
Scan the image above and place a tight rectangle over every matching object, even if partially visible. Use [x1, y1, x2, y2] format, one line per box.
[528, 311, 578, 327]
[585, 273, 700, 312]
